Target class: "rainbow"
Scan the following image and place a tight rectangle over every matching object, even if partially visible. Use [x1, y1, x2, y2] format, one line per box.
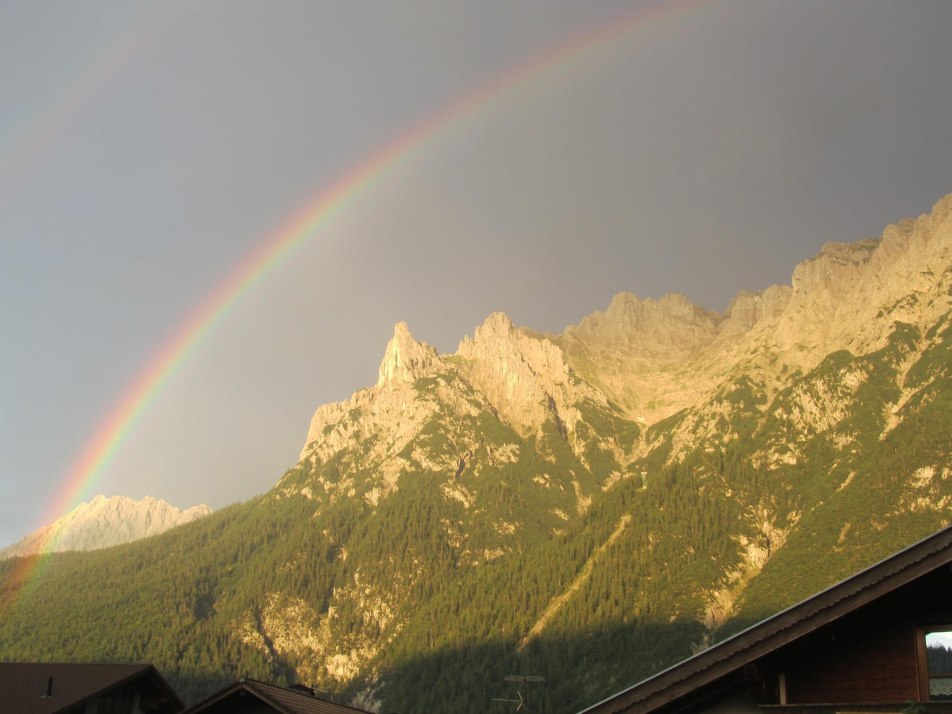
[1, 0, 710, 621]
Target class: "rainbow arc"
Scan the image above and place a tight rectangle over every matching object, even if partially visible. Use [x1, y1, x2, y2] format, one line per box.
[1, 0, 710, 621]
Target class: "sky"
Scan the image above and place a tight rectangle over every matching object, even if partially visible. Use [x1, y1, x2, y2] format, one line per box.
[1, 0, 950, 548]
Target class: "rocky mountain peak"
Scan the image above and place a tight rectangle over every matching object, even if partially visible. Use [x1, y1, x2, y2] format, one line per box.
[791, 238, 880, 296]
[301, 321, 467, 482]
[458, 311, 567, 376]
[473, 311, 516, 340]
[748, 195, 952, 373]
[0, 495, 212, 559]
[458, 312, 570, 385]
[377, 321, 439, 388]
[455, 312, 603, 438]
[565, 292, 721, 360]
[298, 193, 951, 502]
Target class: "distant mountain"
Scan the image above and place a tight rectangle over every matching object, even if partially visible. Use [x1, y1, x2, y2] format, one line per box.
[1, 195, 949, 712]
[0, 495, 212, 559]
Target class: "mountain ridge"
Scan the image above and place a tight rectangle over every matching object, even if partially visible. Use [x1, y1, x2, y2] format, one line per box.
[297, 193, 950, 468]
[0, 494, 212, 559]
[1, 194, 949, 713]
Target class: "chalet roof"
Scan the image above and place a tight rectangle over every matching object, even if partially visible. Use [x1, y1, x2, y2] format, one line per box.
[0, 662, 184, 714]
[184, 677, 373, 714]
[579, 525, 952, 714]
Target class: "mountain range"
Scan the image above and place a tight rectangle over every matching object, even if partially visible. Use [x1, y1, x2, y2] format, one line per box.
[0, 495, 211, 560]
[1, 194, 950, 712]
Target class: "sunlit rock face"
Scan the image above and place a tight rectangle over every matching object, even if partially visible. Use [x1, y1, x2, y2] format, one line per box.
[376, 321, 440, 388]
[0, 495, 211, 558]
[455, 311, 607, 438]
[299, 193, 952, 490]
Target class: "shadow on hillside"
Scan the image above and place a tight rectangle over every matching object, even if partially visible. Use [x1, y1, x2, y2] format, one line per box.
[157, 619, 702, 712]
[324, 618, 705, 714]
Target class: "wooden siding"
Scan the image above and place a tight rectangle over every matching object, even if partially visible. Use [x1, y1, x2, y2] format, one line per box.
[778, 566, 952, 707]
[784, 619, 918, 703]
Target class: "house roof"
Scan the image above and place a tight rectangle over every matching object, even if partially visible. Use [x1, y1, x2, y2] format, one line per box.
[0, 662, 184, 714]
[184, 678, 374, 714]
[579, 525, 952, 714]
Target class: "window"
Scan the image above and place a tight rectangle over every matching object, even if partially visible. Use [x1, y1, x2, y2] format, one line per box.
[918, 627, 952, 702]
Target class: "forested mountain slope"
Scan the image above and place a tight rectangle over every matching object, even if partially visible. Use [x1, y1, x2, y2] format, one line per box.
[1, 195, 950, 713]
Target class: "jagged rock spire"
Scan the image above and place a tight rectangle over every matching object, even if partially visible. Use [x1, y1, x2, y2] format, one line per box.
[377, 321, 439, 387]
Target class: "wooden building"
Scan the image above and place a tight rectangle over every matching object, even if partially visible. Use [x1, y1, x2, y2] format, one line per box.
[0, 662, 183, 714]
[184, 678, 373, 714]
[579, 526, 952, 714]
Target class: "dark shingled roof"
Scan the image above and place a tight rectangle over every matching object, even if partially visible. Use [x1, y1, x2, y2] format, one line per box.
[578, 525, 952, 714]
[184, 678, 374, 714]
[0, 662, 183, 714]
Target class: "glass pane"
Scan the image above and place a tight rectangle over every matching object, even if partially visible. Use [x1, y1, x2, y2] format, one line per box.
[926, 631, 952, 675]
[930, 676, 952, 701]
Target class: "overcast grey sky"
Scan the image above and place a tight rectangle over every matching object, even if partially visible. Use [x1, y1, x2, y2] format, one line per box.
[1, 0, 950, 547]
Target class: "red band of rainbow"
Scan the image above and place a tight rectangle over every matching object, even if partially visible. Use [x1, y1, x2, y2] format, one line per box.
[1, 0, 707, 625]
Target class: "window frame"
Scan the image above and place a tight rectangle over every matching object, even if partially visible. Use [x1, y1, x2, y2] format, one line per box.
[916, 625, 952, 702]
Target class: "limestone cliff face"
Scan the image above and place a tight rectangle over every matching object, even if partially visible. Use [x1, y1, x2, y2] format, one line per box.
[635, 196, 950, 473]
[297, 311, 639, 508]
[565, 292, 721, 361]
[234, 575, 403, 695]
[303, 321, 451, 464]
[298, 194, 951, 488]
[455, 312, 607, 438]
[557, 293, 725, 421]
[377, 321, 439, 388]
[727, 193, 952, 375]
[555, 195, 952, 424]
[790, 239, 881, 296]
[715, 285, 792, 345]
[0, 495, 211, 559]
[298, 321, 500, 507]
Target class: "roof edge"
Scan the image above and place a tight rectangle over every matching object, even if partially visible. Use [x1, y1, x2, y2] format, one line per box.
[578, 525, 952, 714]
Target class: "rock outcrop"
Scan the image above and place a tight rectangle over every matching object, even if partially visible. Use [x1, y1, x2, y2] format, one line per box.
[298, 194, 952, 474]
[377, 321, 440, 388]
[455, 312, 605, 437]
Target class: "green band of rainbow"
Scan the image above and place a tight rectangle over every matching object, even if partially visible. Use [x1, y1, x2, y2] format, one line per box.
[1, 0, 708, 624]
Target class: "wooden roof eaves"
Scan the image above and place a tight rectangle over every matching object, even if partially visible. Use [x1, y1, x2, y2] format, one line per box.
[243, 679, 375, 714]
[184, 678, 362, 714]
[183, 679, 294, 714]
[579, 526, 952, 714]
[138, 664, 186, 712]
[178, 680, 242, 714]
[240, 680, 299, 714]
[49, 663, 184, 714]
